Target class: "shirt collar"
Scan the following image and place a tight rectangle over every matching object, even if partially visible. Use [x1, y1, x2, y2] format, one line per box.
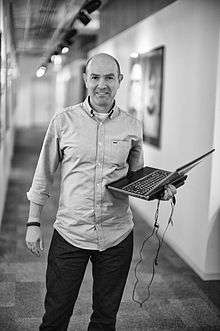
[83, 96, 119, 120]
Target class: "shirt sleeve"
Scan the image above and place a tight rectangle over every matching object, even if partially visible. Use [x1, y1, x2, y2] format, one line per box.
[127, 121, 144, 172]
[26, 116, 62, 205]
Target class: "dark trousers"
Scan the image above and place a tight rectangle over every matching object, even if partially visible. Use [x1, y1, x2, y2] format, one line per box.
[39, 229, 133, 331]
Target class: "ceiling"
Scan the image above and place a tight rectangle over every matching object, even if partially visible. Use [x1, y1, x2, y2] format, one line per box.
[10, 0, 104, 60]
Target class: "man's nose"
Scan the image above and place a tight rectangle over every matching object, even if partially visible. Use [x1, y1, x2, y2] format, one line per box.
[97, 77, 106, 88]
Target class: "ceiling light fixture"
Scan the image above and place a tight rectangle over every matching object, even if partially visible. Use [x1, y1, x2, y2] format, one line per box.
[130, 52, 139, 59]
[51, 54, 56, 62]
[53, 55, 62, 65]
[38, 0, 103, 71]
[82, 0, 102, 14]
[61, 46, 69, 54]
[36, 65, 47, 78]
[78, 10, 91, 26]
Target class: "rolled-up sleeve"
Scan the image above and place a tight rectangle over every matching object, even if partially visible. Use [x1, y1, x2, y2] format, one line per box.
[27, 115, 62, 205]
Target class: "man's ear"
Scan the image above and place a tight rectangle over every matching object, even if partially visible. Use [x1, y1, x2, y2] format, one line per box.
[118, 74, 123, 84]
[83, 73, 88, 87]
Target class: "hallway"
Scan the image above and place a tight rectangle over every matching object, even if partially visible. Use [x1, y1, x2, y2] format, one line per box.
[0, 128, 219, 331]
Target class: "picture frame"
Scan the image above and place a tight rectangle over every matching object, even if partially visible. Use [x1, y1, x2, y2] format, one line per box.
[128, 46, 165, 148]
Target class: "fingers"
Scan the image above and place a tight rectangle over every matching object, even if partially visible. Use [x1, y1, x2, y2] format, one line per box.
[26, 242, 38, 256]
[40, 239, 44, 251]
[162, 184, 177, 200]
[26, 240, 43, 256]
[166, 186, 174, 198]
[168, 184, 177, 195]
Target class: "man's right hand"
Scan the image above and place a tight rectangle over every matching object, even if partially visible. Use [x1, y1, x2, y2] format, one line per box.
[25, 226, 44, 256]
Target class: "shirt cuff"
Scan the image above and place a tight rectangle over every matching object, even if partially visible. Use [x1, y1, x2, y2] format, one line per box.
[26, 190, 49, 206]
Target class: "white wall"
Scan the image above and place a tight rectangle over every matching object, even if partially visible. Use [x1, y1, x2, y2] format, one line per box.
[206, 31, 220, 278]
[0, 0, 16, 227]
[91, 0, 220, 279]
[0, 127, 14, 226]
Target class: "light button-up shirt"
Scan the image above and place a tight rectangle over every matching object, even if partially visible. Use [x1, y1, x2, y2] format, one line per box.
[27, 97, 144, 251]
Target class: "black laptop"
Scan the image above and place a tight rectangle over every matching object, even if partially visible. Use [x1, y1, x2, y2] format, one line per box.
[107, 149, 215, 201]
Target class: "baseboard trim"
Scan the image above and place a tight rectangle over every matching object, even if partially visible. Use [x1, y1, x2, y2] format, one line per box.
[131, 201, 220, 281]
[165, 233, 220, 281]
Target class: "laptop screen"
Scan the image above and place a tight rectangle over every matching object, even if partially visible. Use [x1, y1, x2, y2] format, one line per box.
[176, 149, 215, 176]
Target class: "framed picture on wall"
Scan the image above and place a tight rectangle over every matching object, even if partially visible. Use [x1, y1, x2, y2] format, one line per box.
[128, 46, 164, 148]
[141, 46, 164, 147]
[127, 56, 143, 121]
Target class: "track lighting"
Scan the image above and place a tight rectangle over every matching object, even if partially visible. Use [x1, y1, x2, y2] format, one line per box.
[38, 0, 102, 71]
[82, 0, 102, 14]
[61, 46, 69, 54]
[36, 65, 47, 78]
[57, 40, 71, 54]
[64, 29, 77, 41]
[51, 55, 56, 62]
[50, 50, 59, 62]
[63, 29, 77, 43]
[130, 52, 139, 59]
[78, 10, 91, 26]
[53, 55, 62, 65]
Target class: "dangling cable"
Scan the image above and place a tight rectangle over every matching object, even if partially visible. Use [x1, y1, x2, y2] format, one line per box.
[154, 196, 176, 266]
[132, 196, 176, 308]
[132, 199, 161, 307]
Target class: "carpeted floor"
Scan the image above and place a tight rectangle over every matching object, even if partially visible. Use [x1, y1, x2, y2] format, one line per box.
[0, 127, 219, 331]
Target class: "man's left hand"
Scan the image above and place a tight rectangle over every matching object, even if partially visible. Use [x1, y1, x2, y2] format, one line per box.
[161, 184, 177, 201]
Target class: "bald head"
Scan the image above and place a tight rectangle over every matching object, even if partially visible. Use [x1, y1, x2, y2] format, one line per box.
[85, 53, 121, 76]
[83, 53, 123, 112]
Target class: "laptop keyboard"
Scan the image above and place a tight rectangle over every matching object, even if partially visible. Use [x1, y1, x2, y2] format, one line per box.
[123, 169, 170, 195]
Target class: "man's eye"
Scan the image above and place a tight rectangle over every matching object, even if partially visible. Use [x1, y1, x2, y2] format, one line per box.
[107, 76, 114, 80]
[91, 76, 98, 80]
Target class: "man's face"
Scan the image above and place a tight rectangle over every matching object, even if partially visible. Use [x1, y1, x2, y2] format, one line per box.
[83, 55, 123, 110]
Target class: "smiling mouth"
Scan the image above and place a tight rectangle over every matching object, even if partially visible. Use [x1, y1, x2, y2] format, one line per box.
[96, 90, 110, 95]
[96, 94, 109, 99]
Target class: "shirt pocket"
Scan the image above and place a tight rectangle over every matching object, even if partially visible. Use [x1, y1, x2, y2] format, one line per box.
[106, 138, 131, 166]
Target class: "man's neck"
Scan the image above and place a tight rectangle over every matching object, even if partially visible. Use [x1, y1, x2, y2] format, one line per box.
[89, 97, 115, 114]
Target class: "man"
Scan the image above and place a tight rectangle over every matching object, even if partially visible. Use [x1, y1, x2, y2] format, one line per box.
[25, 53, 176, 331]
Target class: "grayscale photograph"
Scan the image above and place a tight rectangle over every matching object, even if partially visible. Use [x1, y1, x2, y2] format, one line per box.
[0, 0, 219, 330]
